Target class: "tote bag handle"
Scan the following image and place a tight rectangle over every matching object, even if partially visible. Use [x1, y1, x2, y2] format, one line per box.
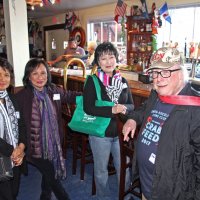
[91, 75, 102, 101]
[84, 75, 102, 101]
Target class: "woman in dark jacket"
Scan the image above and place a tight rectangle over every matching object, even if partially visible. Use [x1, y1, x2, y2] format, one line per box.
[16, 58, 80, 200]
[83, 42, 134, 200]
[0, 58, 26, 200]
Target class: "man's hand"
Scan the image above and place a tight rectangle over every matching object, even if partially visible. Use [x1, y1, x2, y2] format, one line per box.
[48, 55, 64, 66]
[122, 119, 137, 141]
[47, 61, 54, 66]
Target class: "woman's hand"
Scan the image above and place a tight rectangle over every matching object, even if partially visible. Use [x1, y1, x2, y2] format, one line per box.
[112, 104, 127, 114]
[11, 143, 25, 166]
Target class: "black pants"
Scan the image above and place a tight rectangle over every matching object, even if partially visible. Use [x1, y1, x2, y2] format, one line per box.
[0, 167, 20, 200]
[30, 158, 70, 200]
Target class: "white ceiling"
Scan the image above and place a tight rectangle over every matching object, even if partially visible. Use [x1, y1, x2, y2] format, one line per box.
[27, 0, 117, 19]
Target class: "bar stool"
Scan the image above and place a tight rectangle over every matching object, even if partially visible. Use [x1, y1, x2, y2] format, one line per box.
[62, 105, 72, 159]
[62, 104, 74, 159]
[72, 132, 93, 180]
[61, 61, 91, 180]
[62, 103, 93, 180]
[117, 115, 142, 200]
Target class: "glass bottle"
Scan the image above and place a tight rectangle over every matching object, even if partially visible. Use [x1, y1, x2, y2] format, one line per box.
[52, 38, 56, 50]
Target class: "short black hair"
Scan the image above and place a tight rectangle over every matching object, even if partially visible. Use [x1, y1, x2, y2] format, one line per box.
[0, 57, 14, 79]
[93, 42, 119, 66]
[23, 58, 52, 87]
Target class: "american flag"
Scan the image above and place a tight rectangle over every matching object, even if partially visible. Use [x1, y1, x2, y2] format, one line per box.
[114, 0, 127, 17]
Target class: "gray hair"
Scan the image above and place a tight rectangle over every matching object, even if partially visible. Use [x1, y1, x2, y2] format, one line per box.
[180, 64, 189, 83]
[87, 41, 97, 50]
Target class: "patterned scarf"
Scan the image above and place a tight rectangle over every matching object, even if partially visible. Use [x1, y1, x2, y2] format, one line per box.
[97, 68, 127, 104]
[34, 88, 66, 179]
[0, 90, 18, 148]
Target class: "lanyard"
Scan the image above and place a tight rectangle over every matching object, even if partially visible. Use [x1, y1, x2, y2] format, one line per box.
[158, 95, 200, 106]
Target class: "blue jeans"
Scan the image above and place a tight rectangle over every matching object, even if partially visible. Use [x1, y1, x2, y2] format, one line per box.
[89, 136, 130, 200]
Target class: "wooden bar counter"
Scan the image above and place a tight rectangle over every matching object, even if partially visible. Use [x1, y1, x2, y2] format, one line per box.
[50, 70, 153, 108]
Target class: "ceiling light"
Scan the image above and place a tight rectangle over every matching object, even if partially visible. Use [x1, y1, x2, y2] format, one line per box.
[26, 0, 60, 8]
[51, 0, 56, 4]
[26, 0, 42, 6]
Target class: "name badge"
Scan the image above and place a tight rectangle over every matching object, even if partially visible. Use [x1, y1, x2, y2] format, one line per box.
[15, 111, 20, 119]
[53, 94, 60, 100]
[149, 153, 156, 164]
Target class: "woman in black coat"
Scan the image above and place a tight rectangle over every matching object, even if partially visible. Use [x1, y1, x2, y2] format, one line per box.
[16, 58, 80, 200]
[0, 58, 26, 200]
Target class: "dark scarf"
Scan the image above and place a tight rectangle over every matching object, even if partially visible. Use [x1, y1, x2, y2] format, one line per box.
[34, 88, 66, 179]
[97, 68, 127, 104]
[0, 90, 18, 148]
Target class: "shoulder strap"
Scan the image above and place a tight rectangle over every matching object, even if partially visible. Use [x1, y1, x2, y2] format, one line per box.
[158, 95, 200, 106]
[91, 75, 102, 100]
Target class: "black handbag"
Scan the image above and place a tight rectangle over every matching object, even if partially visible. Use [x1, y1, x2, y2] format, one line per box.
[0, 153, 13, 182]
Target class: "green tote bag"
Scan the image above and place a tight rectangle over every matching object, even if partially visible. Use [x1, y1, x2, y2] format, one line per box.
[68, 75, 114, 137]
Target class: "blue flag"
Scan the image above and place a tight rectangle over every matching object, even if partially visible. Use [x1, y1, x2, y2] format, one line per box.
[140, 0, 149, 18]
[159, 2, 172, 24]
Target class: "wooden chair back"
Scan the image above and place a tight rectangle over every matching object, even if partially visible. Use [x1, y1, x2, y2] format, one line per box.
[117, 115, 142, 200]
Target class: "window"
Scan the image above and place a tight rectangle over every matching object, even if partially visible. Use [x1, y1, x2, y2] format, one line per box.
[87, 19, 127, 64]
[87, 5, 200, 65]
[157, 5, 200, 59]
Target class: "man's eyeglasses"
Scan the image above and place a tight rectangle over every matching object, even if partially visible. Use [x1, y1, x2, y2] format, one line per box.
[147, 68, 181, 79]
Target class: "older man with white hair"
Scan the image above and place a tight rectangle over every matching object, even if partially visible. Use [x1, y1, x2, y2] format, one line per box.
[85, 41, 97, 68]
[122, 47, 200, 200]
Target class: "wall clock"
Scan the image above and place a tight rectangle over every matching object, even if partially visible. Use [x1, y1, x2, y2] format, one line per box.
[70, 26, 86, 48]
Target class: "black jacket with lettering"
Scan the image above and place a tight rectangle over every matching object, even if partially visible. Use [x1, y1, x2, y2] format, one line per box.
[129, 83, 200, 200]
